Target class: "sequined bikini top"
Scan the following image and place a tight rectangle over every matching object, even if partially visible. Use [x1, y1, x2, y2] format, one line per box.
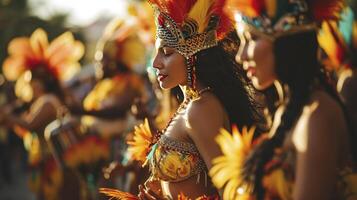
[148, 134, 208, 183]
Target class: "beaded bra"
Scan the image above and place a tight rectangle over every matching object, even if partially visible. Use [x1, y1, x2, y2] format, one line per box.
[148, 135, 208, 183]
[147, 87, 211, 184]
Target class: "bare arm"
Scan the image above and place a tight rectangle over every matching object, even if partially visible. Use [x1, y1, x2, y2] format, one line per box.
[3, 98, 57, 133]
[186, 93, 227, 170]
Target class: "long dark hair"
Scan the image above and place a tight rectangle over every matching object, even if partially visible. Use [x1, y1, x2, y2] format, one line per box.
[242, 31, 356, 199]
[195, 31, 263, 131]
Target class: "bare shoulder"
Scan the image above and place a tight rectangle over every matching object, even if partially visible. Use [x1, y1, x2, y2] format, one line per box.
[308, 89, 344, 124]
[184, 92, 228, 169]
[292, 90, 347, 151]
[186, 92, 226, 138]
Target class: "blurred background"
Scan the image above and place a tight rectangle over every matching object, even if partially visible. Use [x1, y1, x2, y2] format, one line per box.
[0, 0, 174, 199]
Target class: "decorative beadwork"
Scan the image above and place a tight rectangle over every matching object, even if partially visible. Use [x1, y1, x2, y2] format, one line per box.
[186, 55, 197, 89]
[155, 11, 219, 58]
[148, 87, 212, 183]
[234, 0, 319, 40]
[159, 135, 199, 155]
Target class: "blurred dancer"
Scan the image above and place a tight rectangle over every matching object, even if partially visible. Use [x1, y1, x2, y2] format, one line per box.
[0, 28, 84, 200]
[101, 0, 262, 199]
[318, 4, 357, 139]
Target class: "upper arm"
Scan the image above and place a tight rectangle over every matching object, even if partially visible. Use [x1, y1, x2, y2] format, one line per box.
[25, 97, 58, 131]
[293, 102, 343, 200]
[185, 96, 226, 170]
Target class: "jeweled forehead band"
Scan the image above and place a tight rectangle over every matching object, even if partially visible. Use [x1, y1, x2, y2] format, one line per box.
[156, 11, 219, 58]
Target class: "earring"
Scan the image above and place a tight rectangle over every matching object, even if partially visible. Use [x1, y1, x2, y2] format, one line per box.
[186, 55, 197, 90]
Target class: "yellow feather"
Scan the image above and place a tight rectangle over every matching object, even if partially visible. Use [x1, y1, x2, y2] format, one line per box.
[265, 0, 277, 18]
[187, 0, 214, 33]
[99, 188, 138, 200]
[318, 21, 340, 69]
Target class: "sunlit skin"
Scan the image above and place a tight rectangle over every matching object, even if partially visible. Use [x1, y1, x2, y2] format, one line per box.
[235, 27, 276, 90]
[141, 38, 229, 199]
[0, 79, 61, 135]
[153, 38, 188, 90]
[233, 19, 351, 200]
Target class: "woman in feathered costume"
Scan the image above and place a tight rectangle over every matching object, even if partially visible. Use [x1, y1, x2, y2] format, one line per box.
[318, 1, 357, 144]
[0, 28, 84, 200]
[209, 0, 357, 199]
[100, 0, 263, 199]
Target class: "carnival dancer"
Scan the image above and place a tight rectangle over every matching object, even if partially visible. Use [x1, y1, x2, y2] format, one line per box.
[210, 0, 357, 199]
[0, 28, 84, 200]
[318, 3, 357, 140]
[101, 0, 263, 199]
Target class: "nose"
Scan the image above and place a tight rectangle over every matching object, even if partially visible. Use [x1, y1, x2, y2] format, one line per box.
[152, 53, 163, 70]
[235, 42, 248, 64]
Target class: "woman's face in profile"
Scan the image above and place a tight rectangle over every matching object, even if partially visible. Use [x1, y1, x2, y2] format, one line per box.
[235, 24, 277, 90]
[152, 38, 187, 89]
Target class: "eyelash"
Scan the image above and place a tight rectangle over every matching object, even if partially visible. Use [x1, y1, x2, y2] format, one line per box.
[163, 49, 173, 56]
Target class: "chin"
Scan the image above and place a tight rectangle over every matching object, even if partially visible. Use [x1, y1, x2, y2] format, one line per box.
[159, 81, 173, 90]
[252, 77, 274, 91]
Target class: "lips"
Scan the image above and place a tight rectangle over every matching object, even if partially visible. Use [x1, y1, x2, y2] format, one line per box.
[246, 67, 256, 79]
[241, 61, 255, 77]
[157, 74, 168, 81]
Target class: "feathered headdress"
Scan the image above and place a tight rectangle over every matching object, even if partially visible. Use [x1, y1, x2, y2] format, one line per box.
[95, 18, 147, 76]
[225, 0, 344, 39]
[147, 0, 233, 90]
[148, 0, 233, 58]
[2, 28, 84, 102]
[318, 5, 357, 71]
[2, 28, 84, 82]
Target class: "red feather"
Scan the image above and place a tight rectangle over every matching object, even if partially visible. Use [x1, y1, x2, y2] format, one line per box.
[307, 0, 344, 21]
[149, 0, 197, 25]
[252, 0, 266, 15]
[149, 0, 232, 38]
[208, 0, 233, 39]
[166, 0, 196, 24]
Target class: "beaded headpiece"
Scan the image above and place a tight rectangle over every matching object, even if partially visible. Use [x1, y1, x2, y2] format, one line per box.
[148, 0, 233, 89]
[225, 0, 344, 40]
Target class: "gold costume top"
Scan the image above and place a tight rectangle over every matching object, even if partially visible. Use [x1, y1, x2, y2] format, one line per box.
[148, 135, 207, 183]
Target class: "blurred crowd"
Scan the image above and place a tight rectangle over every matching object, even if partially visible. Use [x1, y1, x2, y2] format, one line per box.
[0, 1, 178, 199]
